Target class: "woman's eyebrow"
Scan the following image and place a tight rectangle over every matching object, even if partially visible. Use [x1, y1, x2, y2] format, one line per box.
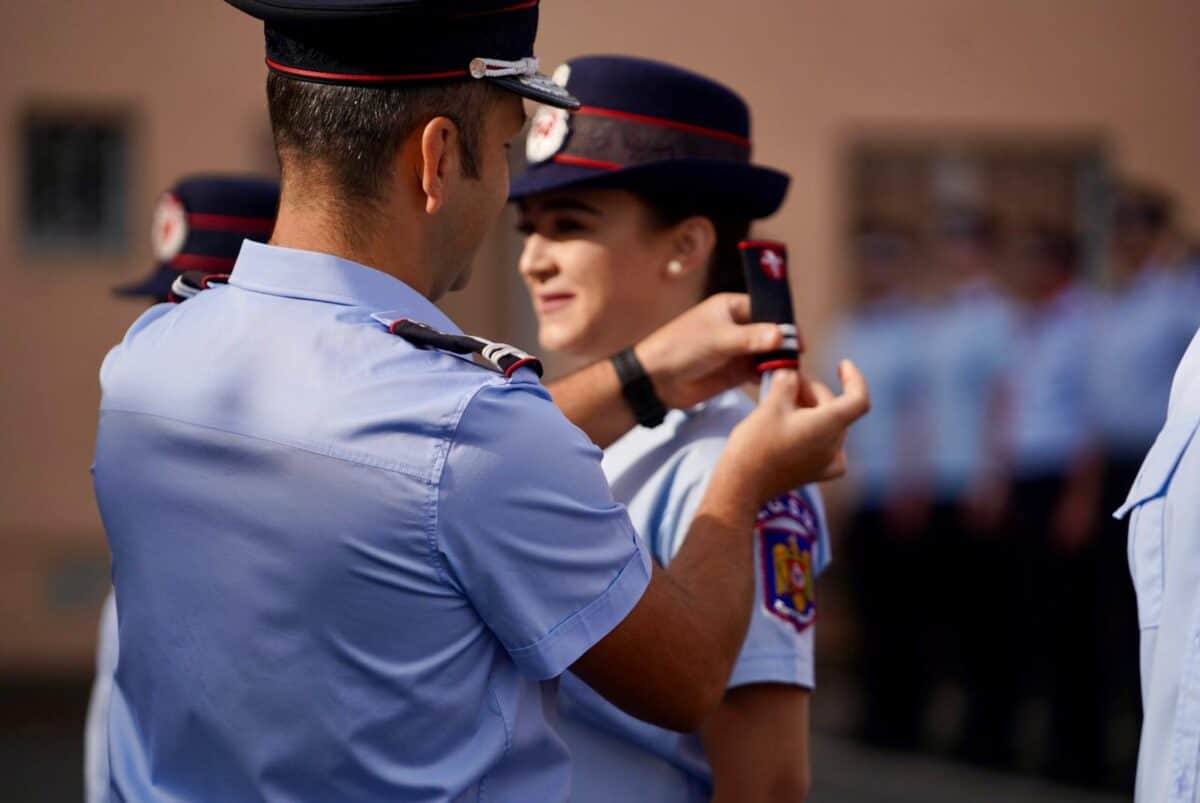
[539, 198, 603, 215]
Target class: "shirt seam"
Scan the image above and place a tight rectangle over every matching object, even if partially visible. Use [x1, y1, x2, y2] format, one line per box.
[428, 379, 506, 586]
[506, 545, 644, 656]
[100, 407, 429, 480]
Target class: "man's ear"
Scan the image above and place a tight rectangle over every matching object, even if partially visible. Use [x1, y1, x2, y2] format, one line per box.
[667, 216, 717, 279]
[419, 116, 462, 215]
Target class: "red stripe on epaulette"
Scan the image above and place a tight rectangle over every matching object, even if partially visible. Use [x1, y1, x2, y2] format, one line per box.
[200, 273, 231, 289]
[757, 359, 799, 373]
[503, 357, 539, 378]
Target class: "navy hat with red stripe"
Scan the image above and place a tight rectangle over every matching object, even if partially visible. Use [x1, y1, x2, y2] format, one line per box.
[223, 0, 578, 110]
[509, 55, 790, 219]
[114, 175, 279, 302]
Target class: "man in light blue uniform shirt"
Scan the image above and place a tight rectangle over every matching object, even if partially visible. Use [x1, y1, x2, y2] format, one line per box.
[920, 207, 1016, 766]
[98, 241, 654, 801]
[558, 390, 831, 803]
[1115, 325, 1200, 801]
[1006, 226, 1105, 783]
[91, 4, 869, 801]
[85, 174, 280, 803]
[830, 222, 930, 750]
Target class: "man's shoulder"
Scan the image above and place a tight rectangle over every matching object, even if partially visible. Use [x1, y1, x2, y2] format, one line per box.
[98, 291, 552, 479]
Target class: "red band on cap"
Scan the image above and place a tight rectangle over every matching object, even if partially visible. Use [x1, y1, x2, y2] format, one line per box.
[456, 0, 538, 17]
[188, 213, 274, 235]
[553, 153, 622, 171]
[576, 106, 751, 147]
[170, 254, 237, 271]
[266, 59, 467, 84]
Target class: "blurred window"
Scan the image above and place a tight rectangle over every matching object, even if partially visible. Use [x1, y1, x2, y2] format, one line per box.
[846, 136, 1110, 285]
[21, 109, 130, 255]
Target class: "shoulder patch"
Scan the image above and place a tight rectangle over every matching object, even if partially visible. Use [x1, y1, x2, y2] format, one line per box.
[372, 315, 543, 380]
[758, 489, 819, 633]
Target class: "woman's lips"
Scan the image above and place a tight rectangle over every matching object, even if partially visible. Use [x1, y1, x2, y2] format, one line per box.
[537, 293, 575, 314]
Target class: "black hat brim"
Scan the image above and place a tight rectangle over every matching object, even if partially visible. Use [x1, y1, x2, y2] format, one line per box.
[491, 73, 580, 111]
[112, 266, 178, 302]
[510, 159, 790, 220]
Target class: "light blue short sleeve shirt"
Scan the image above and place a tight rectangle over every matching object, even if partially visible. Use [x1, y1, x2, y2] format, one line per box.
[923, 279, 1015, 500]
[830, 297, 926, 507]
[1115, 326, 1200, 802]
[557, 390, 830, 803]
[1092, 266, 1200, 458]
[92, 242, 651, 803]
[1009, 284, 1096, 477]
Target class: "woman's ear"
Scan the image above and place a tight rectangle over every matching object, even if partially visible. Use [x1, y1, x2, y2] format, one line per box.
[665, 215, 717, 280]
[419, 116, 462, 215]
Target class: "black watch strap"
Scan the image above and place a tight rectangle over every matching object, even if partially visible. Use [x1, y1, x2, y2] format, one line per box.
[611, 347, 668, 428]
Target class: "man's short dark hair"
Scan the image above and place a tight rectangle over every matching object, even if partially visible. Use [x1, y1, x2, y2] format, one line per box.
[267, 73, 498, 204]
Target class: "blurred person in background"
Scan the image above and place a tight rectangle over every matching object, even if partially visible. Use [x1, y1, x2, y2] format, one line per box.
[1092, 182, 1200, 786]
[921, 206, 1016, 768]
[830, 220, 931, 751]
[511, 55, 830, 803]
[1006, 225, 1105, 786]
[84, 174, 280, 803]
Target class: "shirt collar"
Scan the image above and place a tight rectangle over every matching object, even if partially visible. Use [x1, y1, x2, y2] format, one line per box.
[228, 241, 459, 333]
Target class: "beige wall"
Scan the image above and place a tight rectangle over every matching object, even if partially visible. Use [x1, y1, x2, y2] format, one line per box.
[1, 0, 1198, 671]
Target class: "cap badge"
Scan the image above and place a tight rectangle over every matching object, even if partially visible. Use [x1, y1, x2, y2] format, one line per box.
[551, 62, 571, 87]
[151, 192, 188, 263]
[527, 105, 570, 164]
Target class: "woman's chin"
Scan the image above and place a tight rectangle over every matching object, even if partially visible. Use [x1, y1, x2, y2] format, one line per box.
[537, 324, 598, 361]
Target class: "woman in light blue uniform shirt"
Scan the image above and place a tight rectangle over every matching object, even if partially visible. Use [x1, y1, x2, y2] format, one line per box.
[511, 56, 830, 802]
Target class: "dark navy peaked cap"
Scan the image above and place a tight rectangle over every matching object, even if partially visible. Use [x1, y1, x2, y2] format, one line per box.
[115, 175, 279, 303]
[510, 55, 790, 219]
[223, 0, 578, 110]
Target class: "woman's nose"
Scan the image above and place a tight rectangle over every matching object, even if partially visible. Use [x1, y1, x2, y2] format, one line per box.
[519, 235, 558, 283]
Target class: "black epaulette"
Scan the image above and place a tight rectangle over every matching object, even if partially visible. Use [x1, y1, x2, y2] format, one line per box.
[168, 270, 229, 303]
[384, 318, 543, 379]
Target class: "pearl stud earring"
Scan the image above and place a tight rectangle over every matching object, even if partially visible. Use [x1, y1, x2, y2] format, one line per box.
[667, 259, 684, 276]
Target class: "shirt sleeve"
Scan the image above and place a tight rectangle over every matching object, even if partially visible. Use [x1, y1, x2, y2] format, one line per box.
[659, 442, 821, 691]
[436, 380, 652, 681]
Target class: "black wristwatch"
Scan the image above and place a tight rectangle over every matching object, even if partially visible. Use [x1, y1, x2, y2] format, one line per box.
[611, 346, 668, 428]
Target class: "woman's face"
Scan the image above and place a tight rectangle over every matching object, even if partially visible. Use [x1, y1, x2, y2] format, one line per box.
[517, 188, 699, 362]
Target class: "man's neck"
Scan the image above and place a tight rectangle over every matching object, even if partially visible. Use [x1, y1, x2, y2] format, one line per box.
[270, 192, 435, 298]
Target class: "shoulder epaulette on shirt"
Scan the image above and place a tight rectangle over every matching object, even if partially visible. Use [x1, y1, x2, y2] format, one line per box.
[168, 272, 542, 379]
[169, 270, 229, 302]
[384, 318, 544, 380]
